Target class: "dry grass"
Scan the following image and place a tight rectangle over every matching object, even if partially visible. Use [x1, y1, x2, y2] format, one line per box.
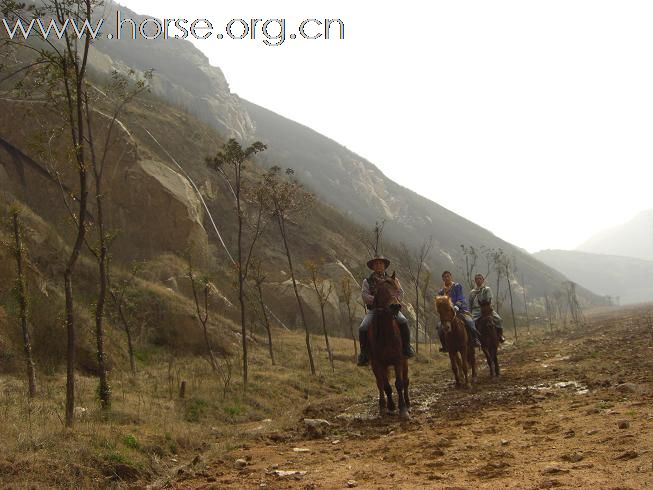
[0, 308, 582, 489]
[0, 327, 407, 488]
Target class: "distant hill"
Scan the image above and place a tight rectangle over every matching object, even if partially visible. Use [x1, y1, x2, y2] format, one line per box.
[533, 249, 653, 305]
[576, 209, 653, 262]
[242, 99, 595, 303]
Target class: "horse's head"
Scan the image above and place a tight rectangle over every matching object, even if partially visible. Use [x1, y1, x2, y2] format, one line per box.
[480, 301, 493, 318]
[374, 272, 401, 311]
[435, 295, 456, 334]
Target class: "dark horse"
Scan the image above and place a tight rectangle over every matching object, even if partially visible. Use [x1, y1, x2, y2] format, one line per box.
[435, 295, 476, 387]
[368, 273, 410, 420]
[476, 302, 500, 377]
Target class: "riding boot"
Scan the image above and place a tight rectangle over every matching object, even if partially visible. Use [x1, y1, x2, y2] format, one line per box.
[465, 318, 482, 347]
[399, 322, 415, 358]
[497, 326, 505, 343]
[357, 330, 369, 366]
[471, 327, 482, 347]
[438, 330, 447, 353]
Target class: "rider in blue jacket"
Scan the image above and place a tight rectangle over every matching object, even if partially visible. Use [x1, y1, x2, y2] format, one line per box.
[437, 271, 481, 352]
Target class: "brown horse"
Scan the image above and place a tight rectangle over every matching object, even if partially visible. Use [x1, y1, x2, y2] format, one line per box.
[435, 295, 476, 387]
[368, 273, 410, 419]
[476, 302, 500, 377]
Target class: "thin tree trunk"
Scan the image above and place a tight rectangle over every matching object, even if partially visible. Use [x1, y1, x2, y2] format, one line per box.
[64, 272, 75, 427]
[110, 285, 136, 375]
[506, 272, 517, 343]
[414, 283, 419, 354]
[346, 303, 357, 358]
[545, 295, 554, 334]
[64, 153, 88, 429]
[237, 187, 248, 388]
[256, 282, 275, 365]
[319, 302, 334, 372]
[189, 269, 219, 373]
[278, 217, 315, 374]
[94, 174, 110, 409]
[422, 301, 428, 356]
[12, 212, 36, 398]
[496, 272, 502, 312]
[521, 274, 530, 334]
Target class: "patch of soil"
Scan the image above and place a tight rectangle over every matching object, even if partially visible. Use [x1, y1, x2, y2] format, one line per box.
[162, 305, 653, 489]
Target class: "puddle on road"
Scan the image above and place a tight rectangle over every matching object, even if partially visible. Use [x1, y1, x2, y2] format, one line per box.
[526, 380, 589, 395]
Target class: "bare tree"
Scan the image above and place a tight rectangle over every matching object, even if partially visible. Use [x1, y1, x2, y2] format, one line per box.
[251, 259, 275, 365]
[10, 208, 36, 397]
[460, 245, 495, 290]
[460, 245, 478, 290]
[262, 166, 316, 374]
[544, 294, 554, 334]
[107, 261, 142, 376]
[421, 270, 431, 354]
[82, 70, 151, 409]
[401, 236, 433, 354]
[1, 0, 100, 427]
[206, 139, 267, 389]
[521, 273, 531, 334]
[565, 281, 585, 327]
[494, 249, 518, 342]
[306, 260, 335, 372]
[340, 276, 358, 358]
[361, 220, 386, 257]
[187, 256, 219, 373]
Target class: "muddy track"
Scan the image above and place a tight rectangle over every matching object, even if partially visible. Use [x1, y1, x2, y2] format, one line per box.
[160, 306, 653, 489]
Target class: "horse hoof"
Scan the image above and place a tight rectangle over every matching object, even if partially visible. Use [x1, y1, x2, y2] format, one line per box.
[400, 410, 410, 420]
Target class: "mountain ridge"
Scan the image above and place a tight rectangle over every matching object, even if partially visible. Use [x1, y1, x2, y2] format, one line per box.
[576, 209, 653, 262]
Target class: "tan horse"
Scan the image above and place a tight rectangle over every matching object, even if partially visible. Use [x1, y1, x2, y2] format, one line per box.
[435, 295, 476, 387]
[368, 273, 410, 419]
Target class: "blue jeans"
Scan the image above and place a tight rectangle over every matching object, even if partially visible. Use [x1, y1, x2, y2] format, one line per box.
[359, 310, 408, 333]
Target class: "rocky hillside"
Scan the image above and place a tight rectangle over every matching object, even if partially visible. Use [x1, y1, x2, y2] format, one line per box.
[0, 2, 610, 375]
[241, 100, 599, 304]
[576, 209, 653, 262]
[533, 249, 653, 305]
[75, 4, 602, 308]
[90, 1, 254, 141]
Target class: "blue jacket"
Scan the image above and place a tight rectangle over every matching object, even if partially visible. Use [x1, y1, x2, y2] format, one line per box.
[438, 282, 470, 313]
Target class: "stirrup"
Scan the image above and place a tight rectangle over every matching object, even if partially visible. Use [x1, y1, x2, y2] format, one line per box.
[439, 346, 447, 353]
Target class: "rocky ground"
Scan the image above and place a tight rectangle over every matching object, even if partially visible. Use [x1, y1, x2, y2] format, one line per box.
[157, 305, 653, 489]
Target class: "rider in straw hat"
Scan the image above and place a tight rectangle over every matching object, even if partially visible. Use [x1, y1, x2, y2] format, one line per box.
[357, 255, 415, 366]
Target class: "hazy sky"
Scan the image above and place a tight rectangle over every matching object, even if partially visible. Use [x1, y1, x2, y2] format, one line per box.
[120, 1, 652, 253]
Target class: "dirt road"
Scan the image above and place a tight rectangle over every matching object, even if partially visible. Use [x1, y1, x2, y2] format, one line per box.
[165, 306, 653, 489]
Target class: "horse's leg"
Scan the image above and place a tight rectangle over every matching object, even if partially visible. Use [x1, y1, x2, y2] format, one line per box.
[371, 362, 386, 417]
[402, 359, 410, 409]
[469, 343, 477, 383]
[394, 363, 409, 420]
[482, 344, 492, 374]
[493, 344, 500, 376]
[384, 377, 395, 413]
[448, 351, 461, 387]
[461, 346, 469, 387]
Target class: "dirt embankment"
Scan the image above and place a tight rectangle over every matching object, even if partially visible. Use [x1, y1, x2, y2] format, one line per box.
[165, 305, 653, 489]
